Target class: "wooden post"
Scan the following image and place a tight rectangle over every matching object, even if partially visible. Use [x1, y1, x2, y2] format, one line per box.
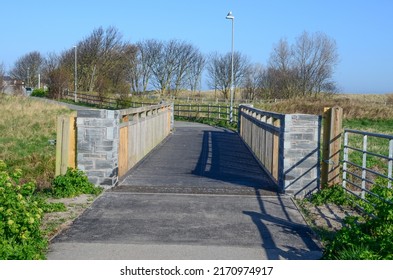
[55, 112, 76, 176]
[321, 106, 343, 187]
[272, 118, 280, 180]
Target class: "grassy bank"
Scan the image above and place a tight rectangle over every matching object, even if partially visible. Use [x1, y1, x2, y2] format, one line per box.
[0, 95, 103, 259]
[0, 95, 72, 189]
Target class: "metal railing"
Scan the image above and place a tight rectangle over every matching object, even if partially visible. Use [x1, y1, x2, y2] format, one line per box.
[342, 129, 393, 205]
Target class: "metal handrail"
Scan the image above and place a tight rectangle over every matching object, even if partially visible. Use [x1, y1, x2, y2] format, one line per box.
[342, 129, 393, 206]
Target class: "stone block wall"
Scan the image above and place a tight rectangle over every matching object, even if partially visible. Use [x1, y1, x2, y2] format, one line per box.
[76, 109, 120, 188]
[283, 114, 321, 197]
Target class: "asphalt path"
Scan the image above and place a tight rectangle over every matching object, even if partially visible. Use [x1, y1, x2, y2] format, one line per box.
[47, 122, 322, 259]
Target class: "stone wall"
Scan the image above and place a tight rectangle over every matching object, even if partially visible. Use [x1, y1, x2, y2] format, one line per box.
[76, 109, 120, 188]
[283, 114, 321, 197]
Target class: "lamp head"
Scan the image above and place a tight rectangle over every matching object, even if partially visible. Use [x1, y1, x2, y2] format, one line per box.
[226, 11, 234, 20]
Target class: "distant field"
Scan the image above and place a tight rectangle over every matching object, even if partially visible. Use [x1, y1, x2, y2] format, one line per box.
[256, 94, 393, 121]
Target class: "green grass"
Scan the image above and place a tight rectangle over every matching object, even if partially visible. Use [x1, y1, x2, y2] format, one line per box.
[343, 118, 393, 134]
[0, 95, 72, 189]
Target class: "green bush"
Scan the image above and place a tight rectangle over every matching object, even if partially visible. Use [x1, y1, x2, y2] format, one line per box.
[323, 185, 393, 260]
[31, 89, 48, 98]
[0, 161, 47, 260]
[50, 168, 102, 198]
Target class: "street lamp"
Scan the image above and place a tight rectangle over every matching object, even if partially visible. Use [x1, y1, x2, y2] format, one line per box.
[226, 11, 234, 123]
[27, 67, 30, 87]
[74, 45, 78, 103]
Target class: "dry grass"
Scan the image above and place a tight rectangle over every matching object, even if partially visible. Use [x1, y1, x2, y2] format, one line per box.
[0, 94, 72, 189]
[256, 94, 393, 120]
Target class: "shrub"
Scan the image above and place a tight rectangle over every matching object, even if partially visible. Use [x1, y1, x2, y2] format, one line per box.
[0, 161, 47, 259]
[50, 168, 102, 198]
[31, 89, 48, 98]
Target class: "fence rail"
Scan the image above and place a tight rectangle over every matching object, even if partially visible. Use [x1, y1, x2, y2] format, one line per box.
[342, 129, 393, 207]
[118, 103, 172, 177]
[64, 92, 238, 123]
[239, 105, 284, 188]
[174, 103, 238, 122]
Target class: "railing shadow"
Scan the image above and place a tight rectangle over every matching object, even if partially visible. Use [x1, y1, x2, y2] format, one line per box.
[191, 129, 277, 193]
[243, 189, 321, 259]
[192, 128, 321, 259]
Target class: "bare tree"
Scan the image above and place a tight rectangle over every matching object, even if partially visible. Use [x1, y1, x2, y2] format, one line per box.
[148, 39, 180, 95]
[42, 52, 71, 99]
[131, 39, 162, 93]
[72, 26, 136, 97]
[206, 51, 249, 99]
[292, 31, 338, 96]
[172, 42, 202, 94]
[242, 64, 267, 101]
[267, 32, 339, 97]
[267, 38, 298, 98]
[10, 51, 44, 88]
[187, 52, 205, 93]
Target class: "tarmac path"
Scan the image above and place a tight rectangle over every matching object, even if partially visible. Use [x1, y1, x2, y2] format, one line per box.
[47, 122, 322, 260]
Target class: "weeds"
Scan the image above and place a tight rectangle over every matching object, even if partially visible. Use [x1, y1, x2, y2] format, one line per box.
[0, 161, 47, 259]
[308, 185, 352, 206]
[49, 168, 103, 198]
[306, 184, 393, 260]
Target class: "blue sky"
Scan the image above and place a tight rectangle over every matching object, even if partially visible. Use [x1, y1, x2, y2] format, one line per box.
[1, 0, 392, 94]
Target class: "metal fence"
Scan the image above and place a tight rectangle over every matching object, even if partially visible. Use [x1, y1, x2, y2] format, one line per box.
[342, 129, 393, 205]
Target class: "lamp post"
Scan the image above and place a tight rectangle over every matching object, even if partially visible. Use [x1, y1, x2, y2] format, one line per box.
[74, 45, 77, 103]
[226, 11, 234, 123]
[27, 67, 30, 87]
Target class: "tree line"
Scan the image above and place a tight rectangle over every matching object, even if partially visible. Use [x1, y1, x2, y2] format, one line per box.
[1, 26, 339, 100]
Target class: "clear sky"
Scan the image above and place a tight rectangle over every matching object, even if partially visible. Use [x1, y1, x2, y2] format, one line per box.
[1, 0, 392, 94]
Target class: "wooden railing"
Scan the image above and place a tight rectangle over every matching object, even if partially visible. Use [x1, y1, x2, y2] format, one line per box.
[64, 92, 237, 123]
[118, 103, 172, 177]
[238, 105, 285, 186]
[174, 103, 238, 123]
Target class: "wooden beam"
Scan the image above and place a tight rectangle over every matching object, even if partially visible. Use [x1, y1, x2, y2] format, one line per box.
[321, 106, 343, 187]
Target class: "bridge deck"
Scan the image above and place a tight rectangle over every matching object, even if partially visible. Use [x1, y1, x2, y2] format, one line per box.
[116, 121, 277, 195]
[48, 121, 322, 260]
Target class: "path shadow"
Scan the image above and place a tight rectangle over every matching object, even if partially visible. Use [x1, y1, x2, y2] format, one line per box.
[191, 129, 277, 194]
[192, 128, 322, 259]
[243, 189, 322, 259]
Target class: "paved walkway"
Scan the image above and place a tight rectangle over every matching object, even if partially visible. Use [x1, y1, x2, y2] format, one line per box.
[47, 122, 322, 260]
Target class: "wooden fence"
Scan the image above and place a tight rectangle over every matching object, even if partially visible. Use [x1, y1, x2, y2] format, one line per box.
[238, 105, 284, 185]
[64, 92, 238, 123]
[173, 103, 238, 123]
[118, 103, 172, 177]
